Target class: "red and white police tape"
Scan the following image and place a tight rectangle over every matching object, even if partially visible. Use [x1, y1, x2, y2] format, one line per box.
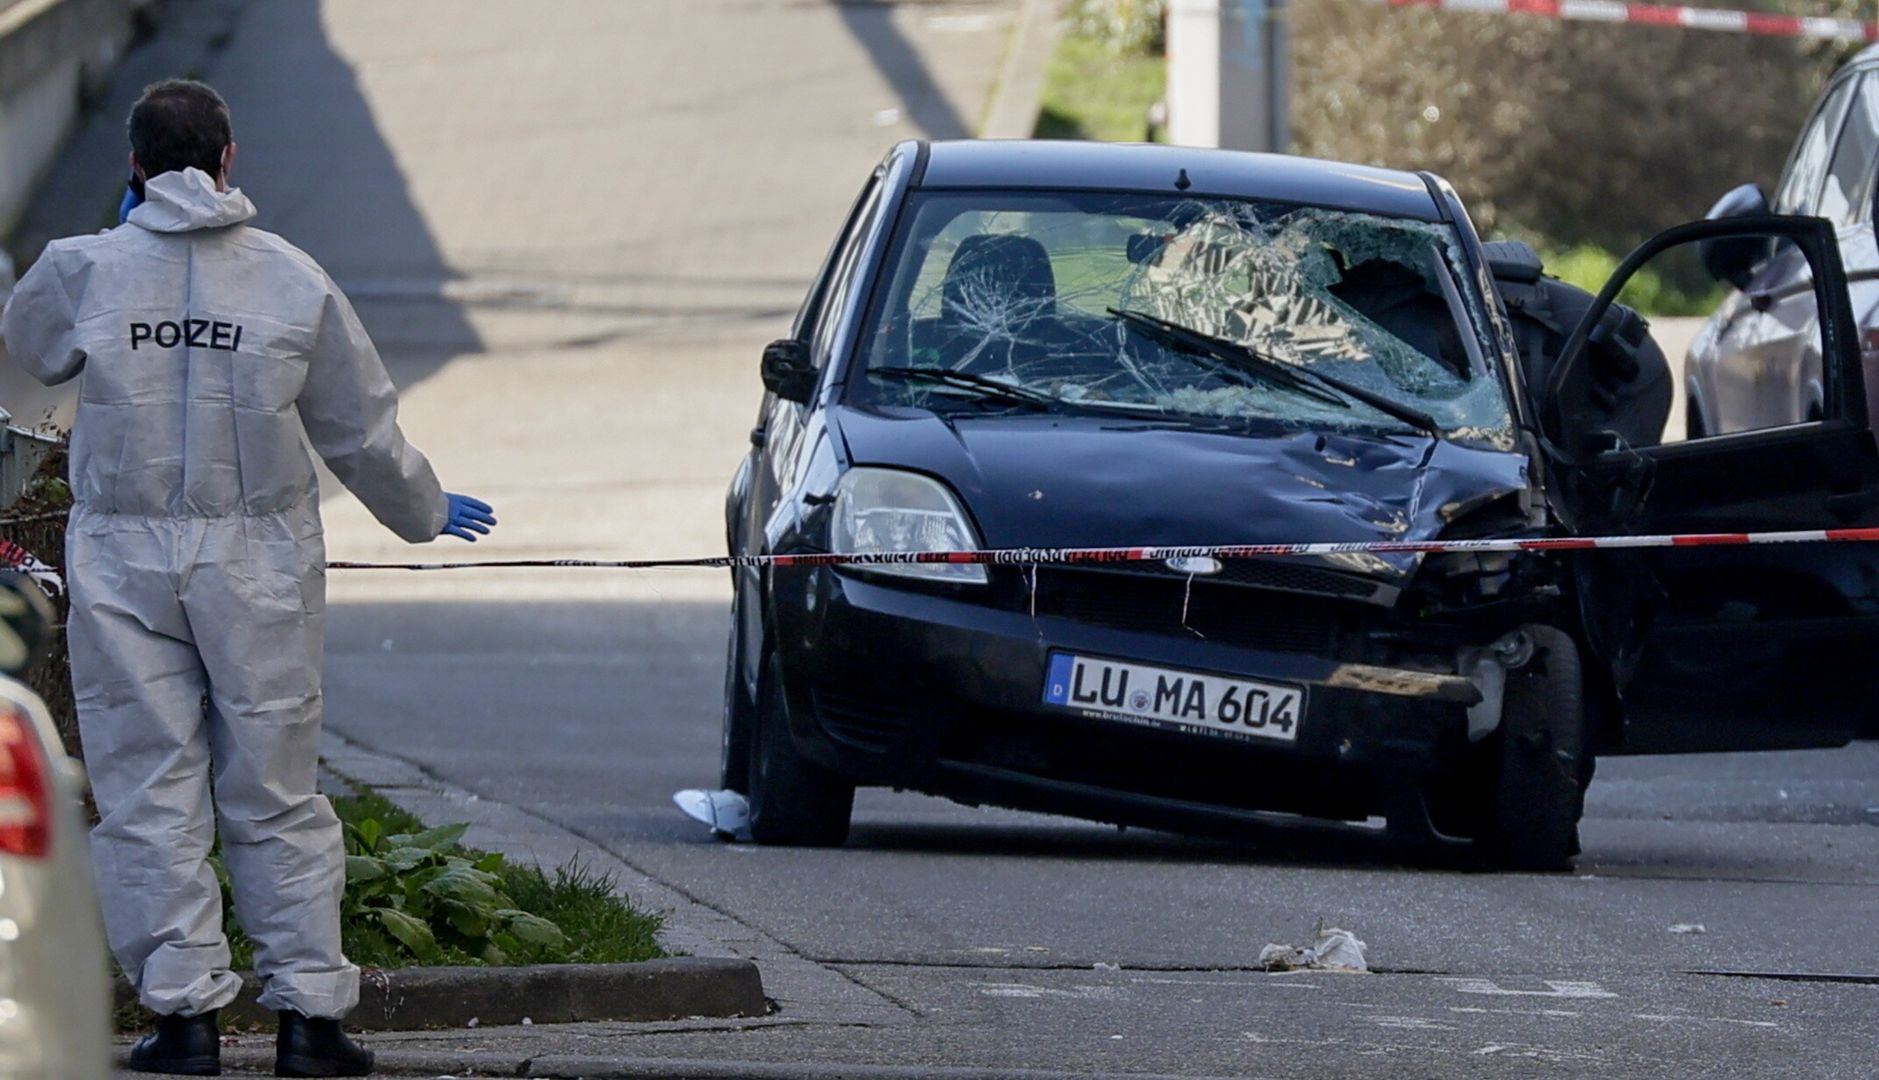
[0, 537, 63, 596]
[8, 525, 1879, 583]
[323, 524, 1879, 572]
[1381, 0, 1879, 43]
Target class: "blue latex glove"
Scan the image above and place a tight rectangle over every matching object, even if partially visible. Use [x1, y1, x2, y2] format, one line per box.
[117, 175, 142, 225]
[441, 493, 496, 542]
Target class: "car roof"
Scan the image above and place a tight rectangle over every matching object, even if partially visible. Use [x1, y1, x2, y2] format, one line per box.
[913, 140, 1446, 222]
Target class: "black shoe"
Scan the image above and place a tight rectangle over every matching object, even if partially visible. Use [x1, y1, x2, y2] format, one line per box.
[275, 1010, 374, 1077]
[127, 1009, 221, 1075]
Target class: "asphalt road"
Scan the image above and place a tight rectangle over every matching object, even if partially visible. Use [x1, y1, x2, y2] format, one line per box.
[37, 1, 1877, 1076]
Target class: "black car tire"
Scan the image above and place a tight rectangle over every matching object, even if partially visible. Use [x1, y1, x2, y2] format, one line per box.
[1479, 625, 1589, 871]
[719, 605, 755, 794]
[747, 656, 855, 847]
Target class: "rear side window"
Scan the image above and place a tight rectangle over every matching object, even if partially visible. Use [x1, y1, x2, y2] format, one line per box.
[1775, 78, 1857, 215]
[1821, 74, 1879, 226]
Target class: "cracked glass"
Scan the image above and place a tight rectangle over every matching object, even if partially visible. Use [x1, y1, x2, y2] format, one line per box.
[853, 191, 1514, 449]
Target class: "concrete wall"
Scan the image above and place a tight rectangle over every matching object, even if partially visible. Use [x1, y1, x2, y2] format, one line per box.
[0, 0, 149, 237]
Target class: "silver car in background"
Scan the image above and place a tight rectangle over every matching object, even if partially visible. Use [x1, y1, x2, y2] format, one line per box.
[0, 576, 111, 1079]
[1693, 40, 1879, 438]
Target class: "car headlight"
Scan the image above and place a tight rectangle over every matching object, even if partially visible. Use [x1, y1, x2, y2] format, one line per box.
[831, 468, 989, 585]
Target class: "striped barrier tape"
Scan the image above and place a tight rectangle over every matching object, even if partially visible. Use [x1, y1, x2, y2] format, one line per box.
[0, 537, 62, 597]
[10, 523, 1878, 581]
[1380, 0, 1879, 42]
[324, 524, 1879, 572]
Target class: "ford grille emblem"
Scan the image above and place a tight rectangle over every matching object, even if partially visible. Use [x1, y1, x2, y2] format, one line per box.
[1165, 555, 1223, 576]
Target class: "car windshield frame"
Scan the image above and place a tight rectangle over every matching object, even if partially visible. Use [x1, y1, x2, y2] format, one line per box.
[842, 187, 1516, 450]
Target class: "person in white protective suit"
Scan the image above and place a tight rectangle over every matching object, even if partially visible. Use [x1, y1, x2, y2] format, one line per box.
[0, 79, 497, 1077]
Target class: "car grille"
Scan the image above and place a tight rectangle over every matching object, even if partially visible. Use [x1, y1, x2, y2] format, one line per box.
[1121, 558, 1379, 599]
[1022, 568, 1346, 653]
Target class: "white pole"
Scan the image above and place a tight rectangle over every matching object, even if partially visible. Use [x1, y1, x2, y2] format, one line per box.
[1165, 0, 1289, 152]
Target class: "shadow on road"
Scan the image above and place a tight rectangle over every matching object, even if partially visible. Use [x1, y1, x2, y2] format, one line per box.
[212, 0, 480, 383]
[332, 596, 1879, 887]
[4, 0, 479, 408]
[835, 1, 972, 139]
[325, 595, 1460, 874]
[845, 816, 1414, 871]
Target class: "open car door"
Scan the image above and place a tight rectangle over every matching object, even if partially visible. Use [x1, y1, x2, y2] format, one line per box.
[1547, 214, 1879, 753]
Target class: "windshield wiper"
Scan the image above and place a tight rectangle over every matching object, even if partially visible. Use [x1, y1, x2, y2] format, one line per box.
[1108, 308, 1345, 408]
[870, 366, 1059, 411]
[1106, 307, 1442, 438]
[1282, 351, 1443, 438]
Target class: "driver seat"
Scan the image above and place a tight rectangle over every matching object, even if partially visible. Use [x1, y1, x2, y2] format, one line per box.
[936, 235, 1060, 371]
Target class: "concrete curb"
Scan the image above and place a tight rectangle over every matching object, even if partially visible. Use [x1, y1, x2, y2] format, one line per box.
[115, 957, 767, 1032]
[979, 0, 1061, 138]
[192, 1048, 1255, 1079]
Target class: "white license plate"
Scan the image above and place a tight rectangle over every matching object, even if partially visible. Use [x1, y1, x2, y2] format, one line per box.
[1042, 654, 1302, 743]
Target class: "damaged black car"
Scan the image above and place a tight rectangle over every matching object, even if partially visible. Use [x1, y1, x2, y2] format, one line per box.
[723, 140, 1879, 868]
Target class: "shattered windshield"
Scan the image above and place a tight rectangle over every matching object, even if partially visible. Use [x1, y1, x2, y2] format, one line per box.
[853, 191, 1513, 449]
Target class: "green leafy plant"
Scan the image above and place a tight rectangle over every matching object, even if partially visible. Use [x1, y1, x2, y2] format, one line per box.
[340, 818, 569, 966]
[200, 788, 663, 971]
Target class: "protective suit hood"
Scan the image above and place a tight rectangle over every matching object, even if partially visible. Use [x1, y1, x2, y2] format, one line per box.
[128, 167, 256, 233]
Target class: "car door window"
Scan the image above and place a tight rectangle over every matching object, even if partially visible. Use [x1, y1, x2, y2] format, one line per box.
[809, 180, 886, 368]
[1564, 219, 1879, 751]
[792, 176, 882, 346]
[1684, 235, 1825, 438]
[1819, 75, 1879, 226]
[1775, 78, 1857, 216]
[1562, 218, 1872, 526]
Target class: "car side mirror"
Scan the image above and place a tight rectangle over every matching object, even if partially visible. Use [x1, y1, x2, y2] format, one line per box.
[761, 339, 817, 404]
[1696, 183, 1772, 290]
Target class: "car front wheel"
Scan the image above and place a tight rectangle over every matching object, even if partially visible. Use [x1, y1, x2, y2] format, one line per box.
[720, 623, 755, 794]
[1478, 625, 1590, 871]
[746, 655, 855, 847]
[720, 579, 758, 793]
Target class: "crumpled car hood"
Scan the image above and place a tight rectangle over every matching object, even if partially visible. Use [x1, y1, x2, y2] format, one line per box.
[832, 405, 1529, 586]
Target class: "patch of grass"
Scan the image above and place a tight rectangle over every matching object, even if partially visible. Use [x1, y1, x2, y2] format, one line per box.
[1034, 27, 1166, 143]
[499, 858, 667, 965]
[211, 784, 665, 972]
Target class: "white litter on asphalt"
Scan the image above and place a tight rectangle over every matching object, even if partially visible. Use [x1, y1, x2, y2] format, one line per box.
[1668, 923, 1708, 935]
[1259, 924, 1369, 972]
[673, 789, 752, 842]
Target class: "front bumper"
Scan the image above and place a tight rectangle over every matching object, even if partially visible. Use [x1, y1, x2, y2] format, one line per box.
[769, 567, 1482, 826]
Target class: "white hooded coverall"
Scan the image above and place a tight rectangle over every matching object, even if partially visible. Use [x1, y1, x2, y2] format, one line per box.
[0, 168, 447, 1018]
